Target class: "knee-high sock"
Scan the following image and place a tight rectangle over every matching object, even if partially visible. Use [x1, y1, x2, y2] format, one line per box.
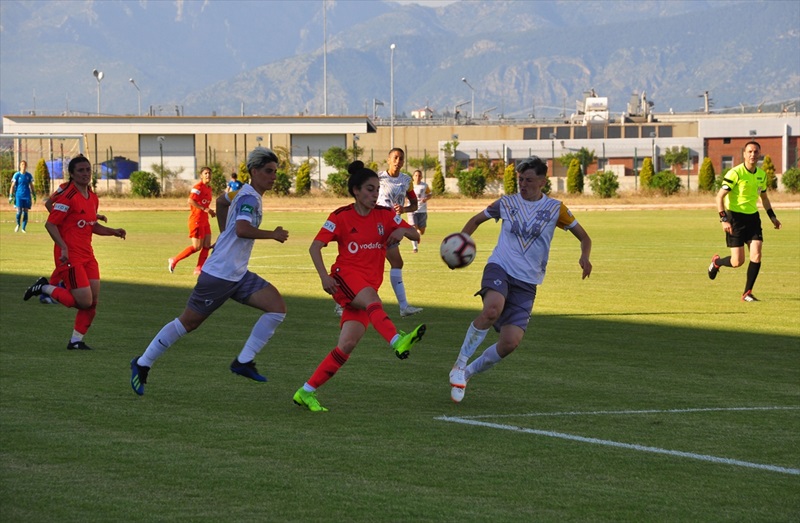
[196, 247, 210, 269]
[390, 268, 409, 309]
[237, 312, 285, 363]
[21, 210, 28, 229]
[306, 347, 349, 390]
[744, 261, 761, 294]
[366, 302, 397, 345]
[50, 286, 76, 308]
[172, 245, 199, 265]
[138, 318, 188, 367]
[15, 210, 21, 226]
[465, 343, 503, 380]
[456, 322, 490, 367]
[716, 256, 733, 268]
[74, 301, 97, 335]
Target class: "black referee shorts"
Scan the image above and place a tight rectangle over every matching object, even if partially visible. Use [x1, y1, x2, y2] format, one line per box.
[726, 210, 763, 248]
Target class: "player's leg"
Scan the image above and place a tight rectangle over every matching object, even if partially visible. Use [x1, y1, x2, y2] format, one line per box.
[387, 245, 422, 317]
[742, 239, 763, 300]
[69, 274, 100, 350]
[195, 229, 213, 273]
[170, 227, 203, 271]
[20, 202, 31, 232]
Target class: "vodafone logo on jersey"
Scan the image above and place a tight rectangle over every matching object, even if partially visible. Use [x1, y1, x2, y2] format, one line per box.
[76, 219, 97, 229]
[347, 241, 384, 254]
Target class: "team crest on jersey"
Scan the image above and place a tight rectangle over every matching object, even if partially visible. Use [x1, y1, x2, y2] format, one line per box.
[323, 220, 336, 232]
[240, 204, 254, 215]
[377, 223, 384, 236]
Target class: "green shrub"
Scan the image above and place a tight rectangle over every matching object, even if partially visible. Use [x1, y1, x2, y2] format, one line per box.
[456, 168, 487, 198]
[34, 159, 50, 197]
[273, 171, 292, 196]
[781, 167, 800, 193]
[639, 157, 654, 189]
[762, 155, 777, 190]
[697, 157, 716, 192]
[432, 161, 445, 195]
[295, 161, 312, 195]
[651, 170, 682, 196]
[566, 158, 583, 194]
[326, 170, 349, 197]
[0, 169, 14, 196]
[715, 168, 730, 192]
[130, 170, 161, 197]
[589, 170, 619, 198]
[210, 172, 227, 196]
[503, 163, 517, 195]
[238, 162, 249, 184]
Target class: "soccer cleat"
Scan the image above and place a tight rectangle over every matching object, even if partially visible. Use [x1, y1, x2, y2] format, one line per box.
[168, 258, 176, 273]
[412, 248, 418, 253]
[21, 228, 26, 233]
[334, 303, 343, 317]
[392, 324, 426, 359]
[67, 341, 93, 350]
[450, 366, 467, 403]
[230, 358, 267, 382]
[708, 255, 720, 280]
[400, 305, 423, 317]
[23, 277, 48, 301]
[130, 357, 150, 396]
[293, 388, 328, 412]
[14, 225, 19, 232]
[742, 290, 760, 302]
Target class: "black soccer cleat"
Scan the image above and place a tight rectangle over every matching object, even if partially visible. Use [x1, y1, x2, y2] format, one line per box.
[67, 341, 93, 351]
[707, 255, 720, 280]
[24, 277, 49, 301]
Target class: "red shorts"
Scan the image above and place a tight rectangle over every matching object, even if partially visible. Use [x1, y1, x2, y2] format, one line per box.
[54, 258, 100, 290]
[331, 269, 380, 328]
[189, 221, 212, 239]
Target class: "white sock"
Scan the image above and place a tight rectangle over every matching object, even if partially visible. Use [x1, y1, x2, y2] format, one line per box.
[303, 382, 316, 393]
[138, 318, 187, 367]
[456, 322, 489, 367]
[237, 312, 285, 363]
[411, 240, 418, 250]
[390, 268, 408, 309]
[465, 343, 502, 380]
[70, 330, 84, 344]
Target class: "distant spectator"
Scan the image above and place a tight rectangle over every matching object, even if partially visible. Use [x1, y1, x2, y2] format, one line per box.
[227, 172, 243, 193]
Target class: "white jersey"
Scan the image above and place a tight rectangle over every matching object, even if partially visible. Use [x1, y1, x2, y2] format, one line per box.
[201, 184, 262, 282]
[484, 193, 578, 285]
[378, 170, 412, 208]
[412, 182, 430, 213]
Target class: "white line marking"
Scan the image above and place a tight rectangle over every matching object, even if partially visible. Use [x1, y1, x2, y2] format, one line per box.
[457, 405, 800, 420]
[435, 409, 800, 476]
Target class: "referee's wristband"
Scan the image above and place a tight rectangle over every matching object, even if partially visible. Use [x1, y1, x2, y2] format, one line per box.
[766, 208, 777, 220]
[718, 211, 728, 223]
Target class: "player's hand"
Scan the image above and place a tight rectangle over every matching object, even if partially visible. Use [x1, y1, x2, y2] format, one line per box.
[8, 196, 13, 204]
[320, 274, 339, 295]
[579, 257, 592, 279]
[271, 226, 289, 243]
[393, 203, 403, 215]
[114, 228, 127, 239]
[386, 229, 405, 247]
[721, 222, 732, 233]
[771, 217, 782, 230]
[208, 209, 216, 218]
[96, 214, 108, 223]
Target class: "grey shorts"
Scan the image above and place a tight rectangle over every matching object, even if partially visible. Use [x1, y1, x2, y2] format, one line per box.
[186, 271, 270, 316]
[409, 212, 427, 228]
[476, 263, 537, 332]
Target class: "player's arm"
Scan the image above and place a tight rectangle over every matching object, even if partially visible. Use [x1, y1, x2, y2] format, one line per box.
[461, 209, 492, 237]
[235, 217, 288, 243]
[188, 194, 215, 218]
[45, 221, 69, 264]
[760, 191, 782, 230]
[568, 223, 592, 279]
[215, 192, 231, 232]
[715, 186, 732, 233]
[29, 181, 37, 203]
[8, 177, 16, 202]
[92, 222, 126, 239]
[309, 239, 338, 295]
[403, 188, 418, 214]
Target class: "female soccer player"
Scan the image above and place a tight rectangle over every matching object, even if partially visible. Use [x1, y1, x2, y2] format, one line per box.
[130, 147, 289, 395]
[23, 155, 127, 350]
[293, 161, 426, 412]
[448, 156, 592, 403]
[168, 166, 216, 275]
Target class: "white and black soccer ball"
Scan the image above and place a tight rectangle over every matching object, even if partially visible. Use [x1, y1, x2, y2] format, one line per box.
[440, 232, 476, 270]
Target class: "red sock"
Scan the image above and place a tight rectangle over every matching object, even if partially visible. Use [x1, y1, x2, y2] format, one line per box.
[75, 302, 97, 334]
[366, 302, 397, 344]
[173, 245, 198, 264]
[196, 247, 210, 269]
[50, 286, 76, 308]
[308, 347, 349, 389]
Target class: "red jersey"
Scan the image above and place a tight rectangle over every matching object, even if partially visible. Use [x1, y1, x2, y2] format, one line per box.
[47, 185, 100, 264]
[315, 204, 408, 289]
[189, 181, 213, 226]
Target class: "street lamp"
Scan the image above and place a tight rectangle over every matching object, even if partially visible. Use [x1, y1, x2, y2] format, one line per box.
[390, 43, 396, 148]
[157, 136, 165, 193]
[129, 78, 141, 116]
[373, 98, 384, 120]
[461, 77, 475, 120]
[549, 133, 556, 176]
[92, 69, 104, 115]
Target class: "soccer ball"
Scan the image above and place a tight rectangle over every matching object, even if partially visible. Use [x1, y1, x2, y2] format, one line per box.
[440, 232, 476, 269]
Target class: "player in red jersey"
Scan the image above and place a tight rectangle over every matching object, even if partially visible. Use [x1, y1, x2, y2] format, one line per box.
[23, 155, 127, 350]
[292, 161, 427, 412]
[168, 166, 216, 275]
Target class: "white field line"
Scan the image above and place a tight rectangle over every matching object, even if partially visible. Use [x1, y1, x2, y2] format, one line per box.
[435, 406, 800, 476]
[455, 405, 800, 420]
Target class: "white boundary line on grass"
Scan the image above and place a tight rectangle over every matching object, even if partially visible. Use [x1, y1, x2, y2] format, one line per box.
[454, 405, 800, 420]
[435, 406, 800, 476]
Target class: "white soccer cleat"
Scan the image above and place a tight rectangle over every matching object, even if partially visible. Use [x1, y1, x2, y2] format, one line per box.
[451, 385, 466, 403]
[450, 366, 467, 403]
[168, 258, 176, 273]
[334, 303, 343, 317]
[400, 305, 423, 317]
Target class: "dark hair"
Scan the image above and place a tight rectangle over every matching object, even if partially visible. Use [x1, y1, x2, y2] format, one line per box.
[516, 156, 548, 176]
[388, 147, 405, 157]
[231, 173, 238, 179]
[347, 161, 378, 197]
[246, 147, 279, 172]
[743, 140, 761, 152]
[199, 166, 211, 174]
[68, 154, 91, 174]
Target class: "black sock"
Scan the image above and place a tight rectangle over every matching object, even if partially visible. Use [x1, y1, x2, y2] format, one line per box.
[716, 256, 733, 268]
[744, 261, 761, 294]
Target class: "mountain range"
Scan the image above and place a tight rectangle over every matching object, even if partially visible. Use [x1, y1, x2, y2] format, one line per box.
[1, 0, 798, 120]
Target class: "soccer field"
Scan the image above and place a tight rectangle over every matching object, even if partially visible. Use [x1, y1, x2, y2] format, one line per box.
[1, 207, 799, 522]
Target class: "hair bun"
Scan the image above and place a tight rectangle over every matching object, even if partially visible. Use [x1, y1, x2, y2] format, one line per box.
[348, 161, 365, 174]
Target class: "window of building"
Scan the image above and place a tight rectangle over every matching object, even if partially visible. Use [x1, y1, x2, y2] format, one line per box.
[658, 126, 673, 137]
[523, 128, 538, 140]
[625, 126, 639, 139]
[635, 157, 644, 171]
[723, 138, 731, 144]
[721, 156, 734, 171]
[573, 127, 588, 139]
[555, 127, 570, 139]
[597, 158, 607, 170]
[590, 126, 604, 139]
[539, 127, 554, 140]
[642, 125, 656, 138]
[607, 126, 621, 139]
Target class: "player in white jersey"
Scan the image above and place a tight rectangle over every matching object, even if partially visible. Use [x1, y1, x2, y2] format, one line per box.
[130, 147, 290, 396]
[408, 170, 431, 253]
[448, 156, 592, 403]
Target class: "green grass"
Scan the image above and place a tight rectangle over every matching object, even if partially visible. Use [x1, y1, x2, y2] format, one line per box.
[1, 208, 799, 522]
